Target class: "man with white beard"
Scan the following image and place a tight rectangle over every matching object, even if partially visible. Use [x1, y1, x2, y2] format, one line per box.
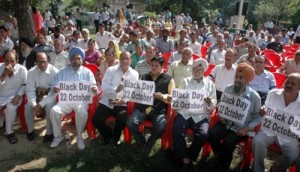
[18, 38, 36, 70]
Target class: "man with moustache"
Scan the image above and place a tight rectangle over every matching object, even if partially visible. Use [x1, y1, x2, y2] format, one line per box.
[25, 52, 59, 142]
[172, 58, 217, 171]
[156, 28, 174, 54]
[93, 51, 139, 146]
[135, 46, 156, 76]
[127, 57, 175, 156]
[48, 47, 98, 150]
[0, 50, 27, 144]
[252, 73, 300, 172]
[18, 38, 36, 70]
[208, 63, 262, 171]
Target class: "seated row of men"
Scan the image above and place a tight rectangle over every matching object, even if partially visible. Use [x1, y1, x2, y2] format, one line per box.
[0, 47, 299, 172]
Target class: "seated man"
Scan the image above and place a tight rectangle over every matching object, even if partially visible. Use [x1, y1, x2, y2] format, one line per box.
[235, 44, 258, 66]
[167, 47, 193, 87]
[208, 63, 262, 171]
[92, 51, 139, 146]
[0, 50, 27, 144]
[208, 49, 237, 101]
[168, 40, 189, 65]
[248, 56, 276, 105]
[49, 47, 98, 150]
[135, 46, 156, 76]
[25, 52, 59, 142]
[127, 57, 175, 156]
[266, 35, 283, 53]
[252, 73, 300, 172]
[173, 58, 217, 171]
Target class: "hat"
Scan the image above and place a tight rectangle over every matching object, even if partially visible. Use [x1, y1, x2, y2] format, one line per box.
[193, 58, 208, 72]
[19, 37, 34, 48]
[68, 47, 85, 60]
[236, 63, 255, 83]
[0, 25, 8, 32]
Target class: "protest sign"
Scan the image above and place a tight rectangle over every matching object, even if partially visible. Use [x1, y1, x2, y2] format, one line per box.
[218, 93, 250, 124]
[122, 79, 155, 105]
[171, 88, 206, 111]
[58, 81, 93, 104]
[262, 107, 300, 142]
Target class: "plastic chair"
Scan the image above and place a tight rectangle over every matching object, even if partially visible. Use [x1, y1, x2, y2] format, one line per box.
[204, 42, 213, 48]
[272, 72, 287, 88]
[204, 64, 216, 77]
[83, 63, 99, 73]
[261, 49, 276, 55]
[290, 44, 300, 50]
[0, 56, 3, 63]
[192, 54, 200, 60]
[281, 52, 295, 63]
[136, 104, 173, 149]
[201, 46, 209, 59]
[264, 53, 282, 71]
[160, 52, 172, 72]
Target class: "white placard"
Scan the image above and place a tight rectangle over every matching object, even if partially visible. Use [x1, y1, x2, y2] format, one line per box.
[58, 81, 94, 104]
[218, 93, 250, 124]
[262, 107, 300, 142]
[171, 88, 206, 111]
[122, 79, 155, 105]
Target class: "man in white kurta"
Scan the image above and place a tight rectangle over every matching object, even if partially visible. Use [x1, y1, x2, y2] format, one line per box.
[252, 73, 300, 172]
[0, 50, 27, 144]
[25, 52, 59, 142]
[48, 47, 98, 150]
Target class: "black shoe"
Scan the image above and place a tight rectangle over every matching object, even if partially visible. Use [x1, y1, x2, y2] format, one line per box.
[27, 131, 35, 141]
[102, 137, 111, 145]
[7, 133, 18, 144]
[43, 134, 54, 143]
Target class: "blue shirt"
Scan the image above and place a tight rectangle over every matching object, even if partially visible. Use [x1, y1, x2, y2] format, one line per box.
[126, 39, 149, 53]
[223, 84, 262, 135]
[248, 70, 276, 93]
[156, 38, 174, 54]
[51, 65, 96, 87]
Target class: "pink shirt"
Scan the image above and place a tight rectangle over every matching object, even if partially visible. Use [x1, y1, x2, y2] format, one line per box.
[84, 50, 102, 64]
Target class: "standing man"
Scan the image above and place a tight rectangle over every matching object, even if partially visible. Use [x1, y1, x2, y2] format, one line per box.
[208, 63, 262, 171]
[93, 9, 101, 33]
[93, 51, 139, 146]
[49, 47, 98, 150]
[25, 52, 59, 142]
[75, 8, 82, 31]
[127, 57, 175, 156]
[173, 58, 217, 171]
[0, 50, 27, 144]
[95, 23, 116, 51]
[252, 73, 300, 172]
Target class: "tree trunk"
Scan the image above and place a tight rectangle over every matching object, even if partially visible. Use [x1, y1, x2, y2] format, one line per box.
[13, 0, 35, 40]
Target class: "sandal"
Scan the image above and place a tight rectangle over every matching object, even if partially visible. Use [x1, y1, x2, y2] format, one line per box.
[7, 133, 18, 144]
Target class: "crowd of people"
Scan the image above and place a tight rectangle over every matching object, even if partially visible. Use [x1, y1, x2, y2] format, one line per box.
[1, 6, 300, 172]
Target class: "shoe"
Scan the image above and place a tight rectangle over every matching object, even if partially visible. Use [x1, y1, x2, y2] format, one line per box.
[77, 139, 85, 150]
[43, 134, 54, 143]
[50, 136, 63, 148]
[26, 131, 35, 141]
[112, 137, 121, 147]
[7, 133, 18, 144]
[102, 137, 111, 146]
[182, 162, 195, 172]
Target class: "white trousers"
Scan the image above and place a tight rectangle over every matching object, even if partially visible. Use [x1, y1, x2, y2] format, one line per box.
[25, 100, 56, 135]
[50, 102, 88, 140]
[0, 100, 22, 134]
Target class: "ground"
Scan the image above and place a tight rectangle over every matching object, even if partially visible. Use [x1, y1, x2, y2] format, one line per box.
[0, 116, 279, 172]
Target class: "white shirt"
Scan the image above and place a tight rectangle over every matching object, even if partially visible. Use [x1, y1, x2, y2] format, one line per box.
[0, 63, 27, 106]
[142, 38, 156, 47]
[93, 12, 101, 20]
[262, 89, 300, 145]
[177, 76, 217, 123]
[49, 51, 69, 70]
[175, 15, 184, 31]
[10, 27, 19, 40]
[209, 49, 226, 65]
[26, 64, 59, 107]
[294, 25, 300, 39]
[208, 64, 236, 92]
[50, 34, 65, 45]
[44, 11, 52, 21]
[48, 19, 56, 28]
[95, 31, 116, 50]
[102, 11, 110, 21]
[188, 41, 201, 56]
[100, 65, 139, 109]
[168, 51, 182, 64]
